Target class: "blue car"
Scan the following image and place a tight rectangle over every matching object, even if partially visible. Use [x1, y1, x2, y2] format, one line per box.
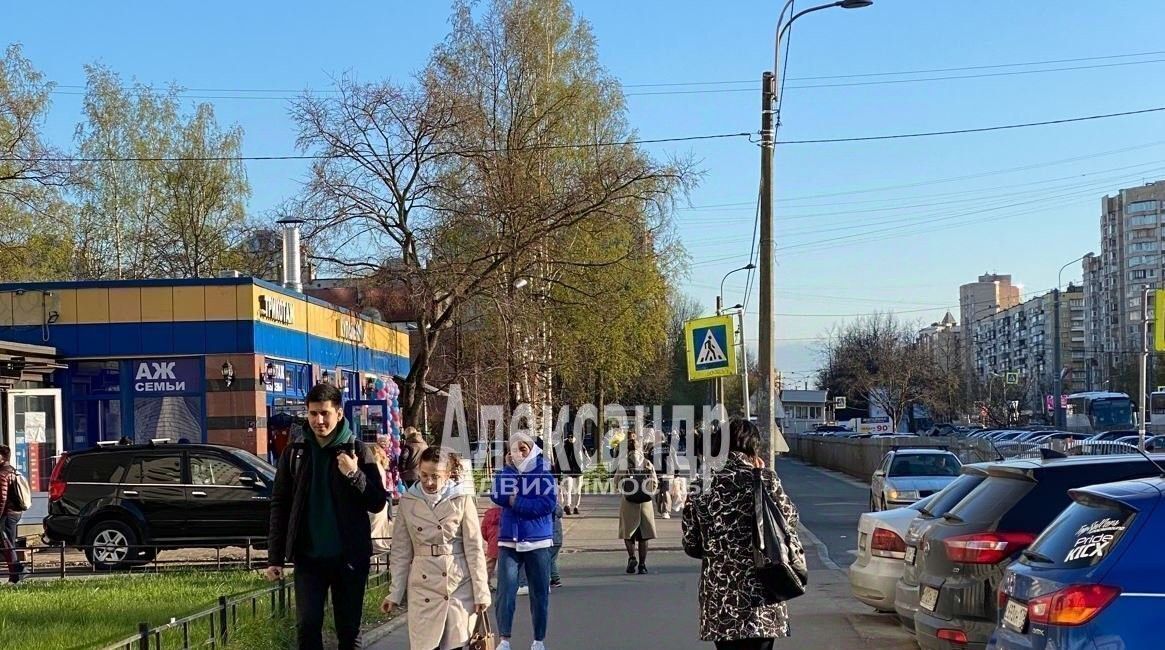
[990, 476, 1165, 649]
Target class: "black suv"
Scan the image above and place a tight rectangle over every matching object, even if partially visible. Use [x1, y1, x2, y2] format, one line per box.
[43, 442, 275, 569]
[912, 454, 1165, 650]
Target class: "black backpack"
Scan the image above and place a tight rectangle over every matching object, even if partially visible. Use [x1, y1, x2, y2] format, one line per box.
[620, 467, 654, 504]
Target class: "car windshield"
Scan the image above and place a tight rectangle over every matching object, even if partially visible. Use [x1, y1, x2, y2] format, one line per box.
[1023, 499, 1135, 569]
[888, 453, 961, 477]
[1093, 399, 1133, 428]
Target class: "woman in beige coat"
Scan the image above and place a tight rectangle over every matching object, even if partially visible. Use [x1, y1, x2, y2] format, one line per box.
[612, 438, 658, 575]
[383, 447, 491, 650]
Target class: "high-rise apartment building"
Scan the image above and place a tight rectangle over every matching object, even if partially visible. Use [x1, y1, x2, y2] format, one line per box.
[1084, 181, 1165, 390]
[959, 273, 1022, 381]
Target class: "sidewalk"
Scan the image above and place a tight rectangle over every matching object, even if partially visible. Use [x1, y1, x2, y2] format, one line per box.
[366, 494, 917, 649]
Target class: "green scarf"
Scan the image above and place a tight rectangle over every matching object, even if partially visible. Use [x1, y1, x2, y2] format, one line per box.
[302, 418, 354, 559]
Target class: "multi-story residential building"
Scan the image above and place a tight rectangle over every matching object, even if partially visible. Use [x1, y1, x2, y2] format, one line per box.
[918, 312, 961, 368]
[1084, 181, 1165, 390]
[970, 286, 1084, 414]
[959, 273, 1022, 383]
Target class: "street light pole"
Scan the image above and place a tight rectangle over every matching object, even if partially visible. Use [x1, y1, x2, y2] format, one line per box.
[1054, 253, 1093, 428]
[761, 0, 872, 466]
[719, 264, 755, 412]
[1141, 284, 1151, 451]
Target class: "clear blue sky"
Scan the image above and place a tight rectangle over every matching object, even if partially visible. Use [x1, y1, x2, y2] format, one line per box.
[8, 1, 1165, 384]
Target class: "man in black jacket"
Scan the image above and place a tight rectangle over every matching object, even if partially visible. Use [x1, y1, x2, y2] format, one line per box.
[265, 383, 387, 650]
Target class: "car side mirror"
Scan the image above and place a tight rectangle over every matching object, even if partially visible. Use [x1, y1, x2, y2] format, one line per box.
[873, 469, 885, 478]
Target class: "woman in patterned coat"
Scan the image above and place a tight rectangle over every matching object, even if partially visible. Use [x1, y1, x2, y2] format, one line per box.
[682, 419, 805, 650]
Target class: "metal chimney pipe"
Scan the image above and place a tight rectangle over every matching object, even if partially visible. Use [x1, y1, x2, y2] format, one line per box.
[276, 217, 305, 293]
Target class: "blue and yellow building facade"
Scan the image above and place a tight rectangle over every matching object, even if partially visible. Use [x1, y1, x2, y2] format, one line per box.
[0, 277, 409, 456]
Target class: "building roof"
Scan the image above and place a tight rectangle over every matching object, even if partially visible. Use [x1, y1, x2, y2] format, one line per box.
[941, 311, 957, 326]
[780, 389, 828, 404]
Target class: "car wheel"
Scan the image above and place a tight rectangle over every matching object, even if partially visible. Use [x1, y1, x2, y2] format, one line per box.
[84, 520, 143, 570]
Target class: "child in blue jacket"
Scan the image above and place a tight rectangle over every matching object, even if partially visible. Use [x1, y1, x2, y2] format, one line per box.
[491, 432, 557, 650]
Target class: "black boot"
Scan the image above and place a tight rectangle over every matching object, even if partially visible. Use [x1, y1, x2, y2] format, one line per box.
[637, 563, 649, 575]
[626, 557, 638, 574]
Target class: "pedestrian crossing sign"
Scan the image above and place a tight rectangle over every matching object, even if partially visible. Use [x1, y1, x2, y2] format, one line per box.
[684, 314, 738, 381]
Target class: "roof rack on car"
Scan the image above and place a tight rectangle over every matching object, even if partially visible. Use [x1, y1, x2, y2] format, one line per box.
[149, 438, 172, 446]
[95, 441, 119, 448]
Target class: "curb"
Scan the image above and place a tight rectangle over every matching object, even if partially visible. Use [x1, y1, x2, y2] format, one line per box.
[364, 609, 409, 644]
[798, 523, 842, 572]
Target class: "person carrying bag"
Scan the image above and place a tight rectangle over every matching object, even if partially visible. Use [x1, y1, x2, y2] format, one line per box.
[468, 611, 497, 650]
[681, 419, 806, 650]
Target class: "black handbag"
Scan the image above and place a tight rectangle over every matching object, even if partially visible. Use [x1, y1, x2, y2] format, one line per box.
[752, 468, 807, 602]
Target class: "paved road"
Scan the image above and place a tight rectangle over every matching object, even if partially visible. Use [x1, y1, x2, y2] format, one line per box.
[774, 458, 869, 568]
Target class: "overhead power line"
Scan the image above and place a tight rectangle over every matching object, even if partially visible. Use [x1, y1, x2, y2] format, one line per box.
[776, 106, 1165, 145]
[0, 131, 752, 163]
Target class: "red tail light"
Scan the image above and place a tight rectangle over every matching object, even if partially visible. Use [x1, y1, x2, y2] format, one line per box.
[1029, 584, 1120, 626]
[48, 453, 69, 502]
[937, 629, 968, 644]
[871, 527, 907, 559]
[944, 532, 1037, 564]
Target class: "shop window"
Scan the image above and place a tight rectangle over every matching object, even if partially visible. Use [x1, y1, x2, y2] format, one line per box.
[71, 361, 120, 396]
[133, 396, 202, 443]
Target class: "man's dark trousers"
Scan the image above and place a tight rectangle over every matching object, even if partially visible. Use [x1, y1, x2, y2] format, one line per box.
[294, 555, 369, 649]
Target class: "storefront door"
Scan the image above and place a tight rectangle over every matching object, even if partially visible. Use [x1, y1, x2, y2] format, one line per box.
[6, 388, 64, 493]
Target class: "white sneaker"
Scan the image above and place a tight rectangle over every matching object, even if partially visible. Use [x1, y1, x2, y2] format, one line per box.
[516, 585, 530, 596]
[531, 642, 546, 650]
[662, 512, 671, 519]
[498, 641, 512, 650]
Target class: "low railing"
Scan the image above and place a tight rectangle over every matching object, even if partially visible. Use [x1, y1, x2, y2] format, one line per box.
[15, 537, 392, 579]
[787, 433, 1145, 480]
[102, 561, 390, 650]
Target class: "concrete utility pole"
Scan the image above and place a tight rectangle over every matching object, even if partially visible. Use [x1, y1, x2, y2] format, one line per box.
[758, 70, 779, 466]
[762, 0, 872, 465]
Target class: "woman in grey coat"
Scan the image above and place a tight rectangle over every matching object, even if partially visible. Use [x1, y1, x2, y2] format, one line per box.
[682, 419, 805, 650]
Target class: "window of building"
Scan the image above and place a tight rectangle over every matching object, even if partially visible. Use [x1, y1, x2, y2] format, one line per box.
[1128, 214, 1158, 228]
[1127, 200, 1158, 213]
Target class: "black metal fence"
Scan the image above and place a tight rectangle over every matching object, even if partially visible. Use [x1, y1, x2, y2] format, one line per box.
[102, 562, 391, 650]
[14, 537, 391, 580]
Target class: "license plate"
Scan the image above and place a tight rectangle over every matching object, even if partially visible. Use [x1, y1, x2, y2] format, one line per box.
[920, 586, 939, 611]
[905, 545, 917, 565]
[1003, 598, 1027, 632]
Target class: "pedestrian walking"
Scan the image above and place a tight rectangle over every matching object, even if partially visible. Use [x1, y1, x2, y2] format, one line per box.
[550, 502, 564, 588]
[482, 504, 502, 588]
[613, 439, 657, 575]
[491, 432, 557, 650]
[369, 444, 392, 555]
[265, 383, 388, 650]
[652, 436, 677, 519]
[268, 412, 294, 465]
[0, 444, 28, 584]
[556, 431, 584, 515]
[383, 446, 491, 650]
[681, 418, 805, 650]
[398, 427, 428, 489]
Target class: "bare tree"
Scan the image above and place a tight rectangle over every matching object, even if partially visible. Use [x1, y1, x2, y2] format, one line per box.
[819, 313, 938, 430]
[291, 0, 691, 427]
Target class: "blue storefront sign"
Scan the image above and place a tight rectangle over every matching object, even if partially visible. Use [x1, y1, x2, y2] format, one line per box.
[131, 358, 202, 394]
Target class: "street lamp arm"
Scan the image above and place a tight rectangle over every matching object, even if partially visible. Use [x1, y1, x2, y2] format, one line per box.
[778, 2, 848, 44]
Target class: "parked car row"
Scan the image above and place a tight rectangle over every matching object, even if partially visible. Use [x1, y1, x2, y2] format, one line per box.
[851, 447, 1165, 649]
